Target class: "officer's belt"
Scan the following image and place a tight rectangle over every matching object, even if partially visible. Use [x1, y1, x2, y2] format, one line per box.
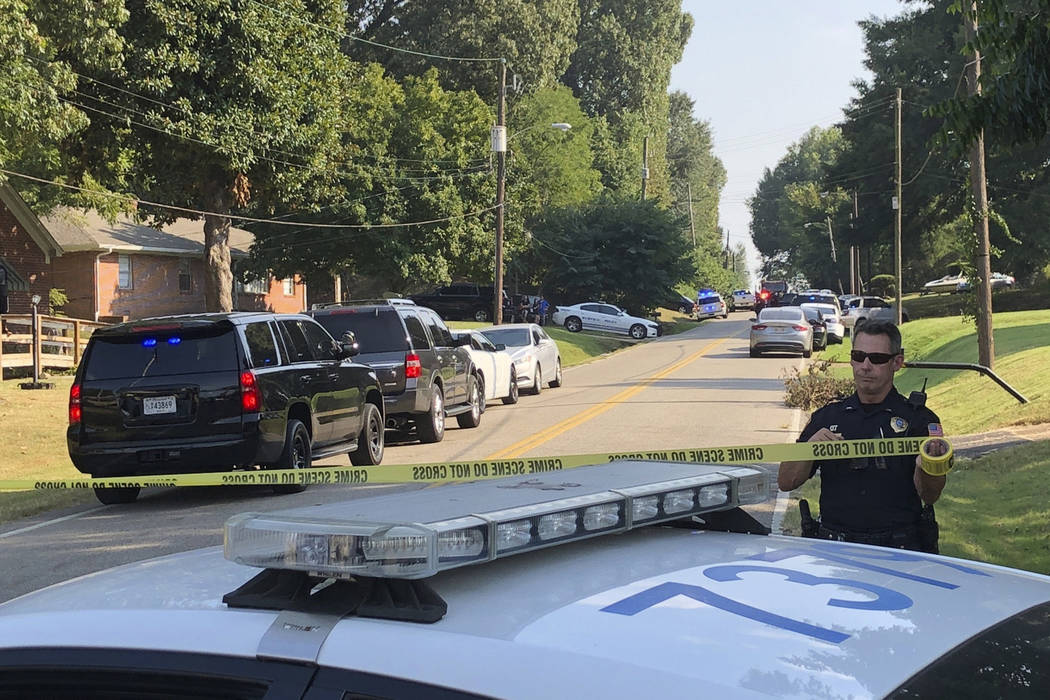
[817, 523, 920, 547]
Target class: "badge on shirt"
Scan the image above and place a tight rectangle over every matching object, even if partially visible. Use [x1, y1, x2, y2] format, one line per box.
[890, 416, 909, 433]
[928, 423, 944, 436]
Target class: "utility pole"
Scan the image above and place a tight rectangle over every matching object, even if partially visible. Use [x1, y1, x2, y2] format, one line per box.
[686, 183, 696, 246]
[641, 136, 649, 201]
[825, 216, 837, 263]
[966, 4, 995, 369]
[850, 190, 859, 294]
[894, 87, 903, 325]
[493, 59, 507, 325]
[849, 246, 856, 295]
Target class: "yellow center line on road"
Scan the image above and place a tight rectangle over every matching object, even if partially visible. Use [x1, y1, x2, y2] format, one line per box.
[485, 332, 743, 460]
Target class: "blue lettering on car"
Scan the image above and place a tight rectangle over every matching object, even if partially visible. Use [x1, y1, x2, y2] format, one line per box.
[600, 546, 992, 644]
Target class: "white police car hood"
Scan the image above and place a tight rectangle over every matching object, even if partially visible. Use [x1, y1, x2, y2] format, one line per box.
[3, 529, 1049, 699]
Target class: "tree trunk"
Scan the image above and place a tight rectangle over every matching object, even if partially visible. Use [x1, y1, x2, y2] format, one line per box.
[202, 178, 235, 313]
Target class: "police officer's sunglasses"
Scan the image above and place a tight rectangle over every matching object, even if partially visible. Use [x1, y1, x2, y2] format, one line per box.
[850, 350, 901, 364]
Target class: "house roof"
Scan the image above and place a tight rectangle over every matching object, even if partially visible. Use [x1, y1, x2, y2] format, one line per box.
[40, 208, 254, 258]
[0, 182, 63, 261]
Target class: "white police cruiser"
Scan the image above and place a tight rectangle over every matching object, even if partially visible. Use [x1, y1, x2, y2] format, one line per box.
[1, 462, 1049, 698]
[695, 289, 728, 321]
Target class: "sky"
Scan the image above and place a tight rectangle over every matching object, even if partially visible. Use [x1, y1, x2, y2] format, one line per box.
[669, 0, 906, 283]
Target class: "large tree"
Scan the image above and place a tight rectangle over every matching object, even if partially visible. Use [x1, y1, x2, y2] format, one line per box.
[51, 0, 357, 311]
[344, 0, 580, 102]
[528, 197, 693, 313]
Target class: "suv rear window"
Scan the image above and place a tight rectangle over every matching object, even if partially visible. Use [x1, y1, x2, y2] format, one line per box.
[84, 325, 238, 380]
[699, 296, 721, 305]
[313, 309, 408, 353]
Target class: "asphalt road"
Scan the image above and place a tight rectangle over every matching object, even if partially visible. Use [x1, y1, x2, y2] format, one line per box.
[0, 312, 806, 603]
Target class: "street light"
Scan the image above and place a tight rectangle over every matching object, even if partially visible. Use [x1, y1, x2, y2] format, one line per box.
[804, 219, 837, 263]
[492, 122, 572, 324]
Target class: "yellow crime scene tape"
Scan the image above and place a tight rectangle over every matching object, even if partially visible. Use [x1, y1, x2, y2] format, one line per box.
[0, 437, 947, 492]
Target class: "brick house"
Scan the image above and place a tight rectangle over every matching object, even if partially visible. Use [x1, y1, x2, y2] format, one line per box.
[0, 182, 305, 321]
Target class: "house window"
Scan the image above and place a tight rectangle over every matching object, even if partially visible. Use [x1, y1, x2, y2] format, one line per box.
[283, 277, 295, 296]
[178, 260, 192, 294]
[117, 255, 132, 289]
[241, 277, 269, 295]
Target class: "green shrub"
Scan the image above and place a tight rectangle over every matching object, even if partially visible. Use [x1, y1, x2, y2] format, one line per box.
[783, 361, 854, 410]
[868, 274, 896, 297]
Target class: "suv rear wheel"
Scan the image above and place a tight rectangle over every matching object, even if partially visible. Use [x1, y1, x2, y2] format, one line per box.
[273, 419, 310, 494]
[474, 308, 490, 322]
[417, 386, 445, 443]
[349, 403, 384, 466]
[457, 376, 482, 428]
[93, 486, 140, 505]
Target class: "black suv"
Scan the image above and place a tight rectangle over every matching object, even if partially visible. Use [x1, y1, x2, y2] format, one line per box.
[67, 313, 385, 505]
[309, 300, 482, 443]
[408, 283, 511, 322]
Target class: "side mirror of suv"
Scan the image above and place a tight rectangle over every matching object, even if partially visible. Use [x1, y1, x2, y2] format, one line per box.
[339, 331, 360, 358]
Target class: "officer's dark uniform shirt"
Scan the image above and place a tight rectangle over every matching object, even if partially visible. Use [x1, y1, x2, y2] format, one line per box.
[797, 388, 941, 532]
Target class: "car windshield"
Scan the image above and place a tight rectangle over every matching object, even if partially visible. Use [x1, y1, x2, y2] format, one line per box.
[759, 308, 803, 322]
[312, 309, 409, 353]
[85, 324, 238, 380]
[480, 328, 531, 348]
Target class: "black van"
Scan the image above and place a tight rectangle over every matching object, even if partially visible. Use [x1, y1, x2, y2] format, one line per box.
[67, 313, 384, 504]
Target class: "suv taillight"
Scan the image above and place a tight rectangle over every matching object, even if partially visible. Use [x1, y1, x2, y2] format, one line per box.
[69, 383, 82, 425]
[240, 371, 261, 412]
[405, 353, 422, 379]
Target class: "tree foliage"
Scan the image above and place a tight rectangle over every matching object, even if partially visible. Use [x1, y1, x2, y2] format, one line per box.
[528, 198, 693, 313]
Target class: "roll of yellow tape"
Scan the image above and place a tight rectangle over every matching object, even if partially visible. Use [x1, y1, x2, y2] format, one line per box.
[920, 438, 954, 476]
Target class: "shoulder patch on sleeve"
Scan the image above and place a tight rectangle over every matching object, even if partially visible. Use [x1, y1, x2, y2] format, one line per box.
[928, 423, 944, 437]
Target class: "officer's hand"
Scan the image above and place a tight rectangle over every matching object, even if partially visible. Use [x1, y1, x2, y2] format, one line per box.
[807, 428, 843, 442]
[924, 437, 949, 457]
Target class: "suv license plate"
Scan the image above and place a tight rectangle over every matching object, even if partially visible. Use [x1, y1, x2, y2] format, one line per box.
[143, 396, 177, 415]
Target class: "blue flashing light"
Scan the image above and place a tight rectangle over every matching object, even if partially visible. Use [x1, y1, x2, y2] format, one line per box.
[167, 337, 182, 345]
[142, 338, 158, 348]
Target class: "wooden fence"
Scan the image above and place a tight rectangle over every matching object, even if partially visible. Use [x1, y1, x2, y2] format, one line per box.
[0, 314, 109, 372]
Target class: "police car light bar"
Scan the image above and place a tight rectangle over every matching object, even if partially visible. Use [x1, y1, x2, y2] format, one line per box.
[224, 461, 770, 580]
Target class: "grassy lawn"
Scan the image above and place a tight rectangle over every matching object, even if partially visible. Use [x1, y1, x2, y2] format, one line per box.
[0, 375, 94, 522]
[819, 309, 1050, 434]
[901, 286, 1050, 320]
[779, 440, 1050, 576]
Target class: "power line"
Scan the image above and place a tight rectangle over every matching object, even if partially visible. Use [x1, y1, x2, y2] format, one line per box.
[245, 0, 501, 63]
[0, 168, 499, 229]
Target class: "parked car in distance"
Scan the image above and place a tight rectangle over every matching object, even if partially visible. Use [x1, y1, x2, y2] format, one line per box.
[480, 324, 562, 395]
[801, 305, 828, 351]
[664, 291, 697, 314]
[695, 290, 728, 320]
[67, 313, 385, 504]
[921, 272, 967, 295]
[841, 295, 909, 329]
[453, 330, 518, 406]
[801, 302, 844, 343]
[408, 282, 511, 322]
[309, 300, 483, 443]
[796, 291, 841, 310]
[728, 289, 755, 310]
[551, 302, 659, 339]
[749, 306, 813, 358]
[956, 272, 1016, 292]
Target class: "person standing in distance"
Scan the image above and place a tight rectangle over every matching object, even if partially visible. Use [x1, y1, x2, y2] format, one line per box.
[778, 320, 948, 552]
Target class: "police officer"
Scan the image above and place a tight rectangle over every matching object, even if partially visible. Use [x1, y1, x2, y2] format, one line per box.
[778, 319, 948, 552]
